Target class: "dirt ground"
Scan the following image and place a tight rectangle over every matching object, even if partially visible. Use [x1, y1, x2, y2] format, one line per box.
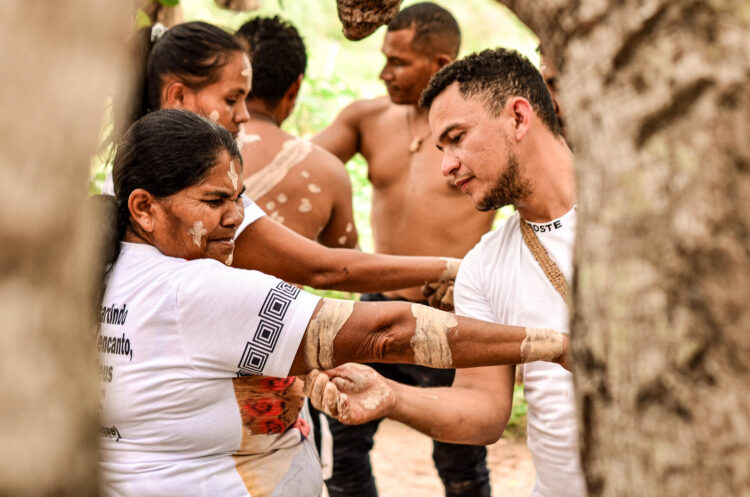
[324, 419, 535, 497]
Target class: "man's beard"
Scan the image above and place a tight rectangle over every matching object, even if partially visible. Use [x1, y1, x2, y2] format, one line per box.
[475, 152, 532, 211]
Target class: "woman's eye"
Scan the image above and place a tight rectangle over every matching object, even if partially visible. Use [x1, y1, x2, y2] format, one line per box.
[206, 199, 224, 206]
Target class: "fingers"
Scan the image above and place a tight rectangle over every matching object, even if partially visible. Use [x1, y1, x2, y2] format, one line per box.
[304, 369, 343, 417]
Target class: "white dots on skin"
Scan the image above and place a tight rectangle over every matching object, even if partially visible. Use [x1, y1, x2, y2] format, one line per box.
[301, 170, 310, 178]
[266, 201, 276, 211]
[209, 110, 220, 122]
[345, 223, 353, 233]
[308, 183, 322, 194]
[225, 253, 233, 266]
[338, 236, 348, 246]
[277, 193, 288, 204]
[298, 198, 312, 213]
[270, 211, 285, 224]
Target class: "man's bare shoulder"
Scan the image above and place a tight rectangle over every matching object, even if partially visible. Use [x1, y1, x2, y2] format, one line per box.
[339, 96, 392, 124]
[303, 142, 352, 184]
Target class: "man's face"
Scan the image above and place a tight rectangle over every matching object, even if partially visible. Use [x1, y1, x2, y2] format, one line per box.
[430, 83, 531, 211]
[379, 27, 437, 105]
[150, 151, 245, 265]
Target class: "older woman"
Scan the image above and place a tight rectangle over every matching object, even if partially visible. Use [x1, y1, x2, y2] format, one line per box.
[98, 109, 567, 497]
[107, 20, 456, 302]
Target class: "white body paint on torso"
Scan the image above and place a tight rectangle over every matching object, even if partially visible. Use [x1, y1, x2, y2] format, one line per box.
[243, 139, 313, 200]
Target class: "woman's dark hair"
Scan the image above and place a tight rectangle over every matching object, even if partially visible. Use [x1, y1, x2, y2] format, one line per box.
[112, 21, 243, 146]
[104, 109, 241, 271]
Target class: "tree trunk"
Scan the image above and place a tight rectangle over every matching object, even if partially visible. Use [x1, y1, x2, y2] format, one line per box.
[498, 1, 750, 495]
[0, 1, 130, 495]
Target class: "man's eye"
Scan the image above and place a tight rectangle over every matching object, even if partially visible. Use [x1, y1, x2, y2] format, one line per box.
[451, 133, 463, 144]
[225, 99, 236, 106]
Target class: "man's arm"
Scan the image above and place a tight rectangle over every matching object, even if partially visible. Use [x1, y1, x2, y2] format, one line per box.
[233, 216, 455, 292]
[289, 298, 567, 376]
[312, 99, 374, 163]
[305, 363, 515, 446]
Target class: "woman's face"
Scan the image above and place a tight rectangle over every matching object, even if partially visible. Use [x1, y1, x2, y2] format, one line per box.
[150, 150, 245, 264]
[178, 51, 252, 136]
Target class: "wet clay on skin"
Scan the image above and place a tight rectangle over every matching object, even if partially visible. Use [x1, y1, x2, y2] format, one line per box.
[304, 299, 355, 370]
[410, 304, 456, 368]
[520, 327, 564, 362]
[439, 257, 461, 281]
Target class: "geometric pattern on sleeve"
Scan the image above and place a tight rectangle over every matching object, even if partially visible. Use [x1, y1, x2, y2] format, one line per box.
[236, 281, 301, 376]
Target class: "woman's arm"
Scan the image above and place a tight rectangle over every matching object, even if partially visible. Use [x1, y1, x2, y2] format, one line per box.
[233, 217, 458, 292]
[287, 298, 568, 376]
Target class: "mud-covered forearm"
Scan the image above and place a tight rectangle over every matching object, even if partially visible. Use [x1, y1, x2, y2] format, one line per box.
[289, 299, 568, 376]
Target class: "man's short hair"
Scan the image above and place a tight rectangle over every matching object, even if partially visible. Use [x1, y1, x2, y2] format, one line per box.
[387, 2, 461, 59]
[420, 48, 562, 137]
[235, 16, 307, 104]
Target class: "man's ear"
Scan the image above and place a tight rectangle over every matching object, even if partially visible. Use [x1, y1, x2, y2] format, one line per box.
[286, 74, 303, 104]
[162, 80, 190, 110]
[509, 97, 533, 142]
[127, 188, 158, 233]
[434, 54, 453, 71]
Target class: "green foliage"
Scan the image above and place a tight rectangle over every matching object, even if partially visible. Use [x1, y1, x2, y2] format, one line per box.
[503, 383, 528, 440]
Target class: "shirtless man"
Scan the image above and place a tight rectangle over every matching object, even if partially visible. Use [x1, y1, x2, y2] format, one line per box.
[235, 16, 358, 249]
[313, 4, 494, 497]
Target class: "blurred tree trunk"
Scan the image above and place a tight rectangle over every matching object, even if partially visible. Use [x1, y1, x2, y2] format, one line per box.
[498, 1, 750, 495]
[0, 1, 130, 495]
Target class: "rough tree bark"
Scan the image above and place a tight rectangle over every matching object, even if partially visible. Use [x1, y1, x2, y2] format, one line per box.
[499, 1, 750, 495]
[0, 1, 130, 495]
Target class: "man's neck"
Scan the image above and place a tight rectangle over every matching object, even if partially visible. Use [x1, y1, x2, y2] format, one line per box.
[515, 135, 576, 223]
[246, 100, 281, 127]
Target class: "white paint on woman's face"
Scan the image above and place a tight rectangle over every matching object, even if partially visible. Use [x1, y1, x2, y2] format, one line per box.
[225, 253, 233, 266]
[227, 160, 239, 190]
[298, 198, 312, 213]
[209, 110, 220, 122]
[188, 221, 207, 247]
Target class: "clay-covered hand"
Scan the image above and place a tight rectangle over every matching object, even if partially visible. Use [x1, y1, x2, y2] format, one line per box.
[302, 364, 396, 425]
[422, 280, 455, 312]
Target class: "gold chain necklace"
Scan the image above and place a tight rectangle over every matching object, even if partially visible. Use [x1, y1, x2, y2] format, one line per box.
[406, 107, 431, 153]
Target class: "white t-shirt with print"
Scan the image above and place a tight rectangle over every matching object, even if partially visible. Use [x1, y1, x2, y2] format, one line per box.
[98, 242, 321, 497]
[454, 208, 586, 497]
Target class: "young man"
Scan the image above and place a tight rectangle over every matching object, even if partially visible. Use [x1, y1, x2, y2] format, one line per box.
[313, 48, 586, 497]
[235, 17, 358, 249]
[313, 4, 494, 497]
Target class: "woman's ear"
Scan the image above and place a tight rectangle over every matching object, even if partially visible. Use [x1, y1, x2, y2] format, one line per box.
[127, 189, 157, 233]
[162, 80, 189, 110]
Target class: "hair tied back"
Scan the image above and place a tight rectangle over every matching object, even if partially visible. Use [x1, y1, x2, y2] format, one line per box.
[150, 22, 168, 43]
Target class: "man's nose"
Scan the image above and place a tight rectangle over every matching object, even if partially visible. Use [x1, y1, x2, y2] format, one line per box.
[441, 152, 459, 177]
